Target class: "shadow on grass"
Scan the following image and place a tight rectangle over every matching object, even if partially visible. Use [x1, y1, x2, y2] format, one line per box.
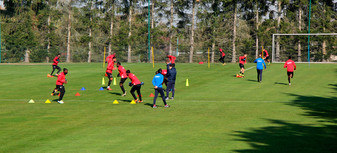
[274, 82, 288, 85]
[115, 99, 130, 103]
[144, 103, 153, 108]
[233, 88, 337, 152]
[109, 92, 122, 96]
[247, 79, 257, 82]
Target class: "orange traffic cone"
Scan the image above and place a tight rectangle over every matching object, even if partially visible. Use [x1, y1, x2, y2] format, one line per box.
[75, 92, 81, 96]
[149, 93, 154, 97]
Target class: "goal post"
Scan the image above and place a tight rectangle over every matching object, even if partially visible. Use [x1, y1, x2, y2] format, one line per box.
[272, 33, 337, 63]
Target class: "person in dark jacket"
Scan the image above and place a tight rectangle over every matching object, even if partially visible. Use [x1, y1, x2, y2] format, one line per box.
[166, 63, 176, 100]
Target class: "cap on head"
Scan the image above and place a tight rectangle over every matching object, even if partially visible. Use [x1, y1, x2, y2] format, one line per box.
[126, 70, 130, 74]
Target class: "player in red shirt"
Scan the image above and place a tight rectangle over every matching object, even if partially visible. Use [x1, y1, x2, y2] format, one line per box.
[161, 69, 168, 87]
[262, 49, 270, 65]
[238, 53, 247, 77]
[49, 54, 61, 77]
[219, 48, 226, 65]
[51, 68, 68, 104]
[284, 56, 296, 85]
[117, 62, 128, 96]
[106, 57, 117, 90]
[167, 55, 176, 64]
[106, 53, 116, 64]
[126, 70, 143, 103]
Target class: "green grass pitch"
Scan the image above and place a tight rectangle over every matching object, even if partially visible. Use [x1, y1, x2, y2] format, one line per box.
[0, 62, 336, 153]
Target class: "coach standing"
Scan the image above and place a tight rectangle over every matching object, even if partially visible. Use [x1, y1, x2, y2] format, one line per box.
[166, 63, 176, 100]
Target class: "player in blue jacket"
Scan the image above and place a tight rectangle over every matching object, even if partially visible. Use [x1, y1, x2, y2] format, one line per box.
[254, 54, 267, 82]
[152, 68, 170, 108]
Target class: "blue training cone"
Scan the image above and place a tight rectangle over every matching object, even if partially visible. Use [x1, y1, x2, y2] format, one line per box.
[81, 87, 86, 91]
[99, 87, 104, 91]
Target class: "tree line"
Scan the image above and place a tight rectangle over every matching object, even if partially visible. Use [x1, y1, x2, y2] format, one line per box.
[0, 0, 336, 63]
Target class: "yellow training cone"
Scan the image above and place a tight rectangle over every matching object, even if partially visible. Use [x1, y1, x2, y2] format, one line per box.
[102, 77, 105, 85]
[45, 99, 51, 104]
[113, 100, 119, 104]
[28, 99, 35, 104]
[130, 100, 136, 104]
[113, 78, 117, 85]
[186, 79, 189, 87]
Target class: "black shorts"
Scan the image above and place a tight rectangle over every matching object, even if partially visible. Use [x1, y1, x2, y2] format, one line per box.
[239, 63, 245, 69]
[56, 85, 65, 93]
[287, 72, 294, 77]
[265, 56, 269, 60]
[106, 72, 112, 78]
[120, 78, 127, 84]
[53, 65, 61, 69]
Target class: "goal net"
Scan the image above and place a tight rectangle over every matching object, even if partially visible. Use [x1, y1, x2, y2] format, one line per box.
[271, 33, 337, 63]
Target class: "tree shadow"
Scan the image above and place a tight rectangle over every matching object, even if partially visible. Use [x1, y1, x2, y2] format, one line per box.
[274, 82, 288, 86]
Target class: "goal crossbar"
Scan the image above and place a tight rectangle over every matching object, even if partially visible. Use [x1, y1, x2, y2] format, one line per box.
[272, 33, 337, 63]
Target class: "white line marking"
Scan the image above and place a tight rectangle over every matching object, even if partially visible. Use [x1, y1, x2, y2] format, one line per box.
[245, 66, 255, 71]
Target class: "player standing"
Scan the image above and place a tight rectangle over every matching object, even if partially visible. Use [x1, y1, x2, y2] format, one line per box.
[166, 63, 176, 100]
[262, 49, 270, 65]
[106, 57, 116, 90]
[161, 68, 168, 87]
[152, 69, 170, 108]
[167, 54, 176, 64]
[51, 68, 68, 104]
[219, 48, 226, 65]
[254, 54, 267, 82]
[117, 62, 127, 96]
[49, 54, 61, 77]
[238, 53, 247, 78]
[284, 56, 296, 85]
[126, 70, 143, 103]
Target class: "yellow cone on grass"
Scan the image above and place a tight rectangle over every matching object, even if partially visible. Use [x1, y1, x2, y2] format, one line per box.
[130, 100, 136, 104]
[102, 77, 105, 85]
[28, 99, 35, 104]
[45, 99, 51, 104]
[113, 78, 117, 85]
[186, 79, 189, 87]
[113, 100, 119, 104]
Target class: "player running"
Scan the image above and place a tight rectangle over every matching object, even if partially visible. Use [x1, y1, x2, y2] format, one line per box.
[106, 53, 116, 64]
[166, 63, 176, 100]
[126, 70, 143, 103]
[262, 49, 270, 65]
[167, 54, 176, 64]
[254, 54, 267, 82]
[51, 68, 68, 104]
[116, 62, 127, 96]
[219, 48, 226, 65]
[48, 54, 61, 77]
[284, 56, 296, 85]
[106, 57, 116, 90]
[237, 53, 247, 78]
[152, 68, 170, 108]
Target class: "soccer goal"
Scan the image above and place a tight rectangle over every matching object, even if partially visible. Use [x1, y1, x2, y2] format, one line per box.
[272, 33, 337, 63]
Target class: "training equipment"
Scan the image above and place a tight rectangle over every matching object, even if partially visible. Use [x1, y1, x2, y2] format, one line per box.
[99, 87, 104, 91]
[102, 77, 105, 85]
[75, 92, 81, 96]
[130, 100, 136, 104]
[81, 87, 86, 91]
[28, 99, 35, 104]
[113, 78, 117, 85]
[149, 93, 154, 97]
[45, 99, 51, 103]
[58, 93, 60, 96]
[113, 100, 119, 104]
[186, 79, 189, 87]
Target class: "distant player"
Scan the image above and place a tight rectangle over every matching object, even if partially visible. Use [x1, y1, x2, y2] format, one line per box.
[51, 68, 68, 104]
[254, 54, 267, 82]
[167, 54, 176, 64]
[238, 53, 247, 77]
[126, 70, 143, 103]
[106, 57, 116, 90]
[284, 56, 296, 85]
[152, 68, 170, 108]
[49, 54, 61, 77]
[262, 49, 270, 65]
[166, 63, 176, 100]
[106, 53, 116, 64]
[219, 48, 226, 65]
[117, 62, 127, 96]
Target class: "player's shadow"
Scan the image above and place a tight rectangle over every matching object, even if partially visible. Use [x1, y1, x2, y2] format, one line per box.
[144, 103, 154, 108]
[274, 82, 288, 85]
[247, 79, 257, 82]
[115, 99, 130, 103]
[52, 99, 58, 102]
[109, 92, 122, 96]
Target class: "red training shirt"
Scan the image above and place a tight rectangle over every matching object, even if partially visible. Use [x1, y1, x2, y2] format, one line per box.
[239, 56, 247, 65]
[118, 65, 127, 79]
[56, 72, 66, 85]
[167, 55, 176, 64]
[284, 59, 296, 72]
[128, 73, 141, 85]
[106, 53, 116, 64]
[106, 60, 115, 73]
[263, 50, 269, 57]
[161, 69, 167, 76]
[219, 49, 225, 57]
[53, 56, 59, 66]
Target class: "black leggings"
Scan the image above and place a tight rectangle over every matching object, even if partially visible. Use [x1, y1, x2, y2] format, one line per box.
[51, 65, 61, 75]
[130, 84, 142, 101]
[219, 56, 225, 64]
[153, 88, 167, 105]
[52, 85, 65, 101]
[257, 69, 263, 82]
